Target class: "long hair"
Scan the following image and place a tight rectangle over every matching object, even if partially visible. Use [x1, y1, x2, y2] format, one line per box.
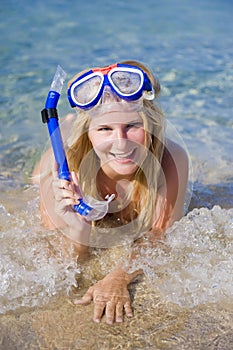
[66, 60, 165, 233]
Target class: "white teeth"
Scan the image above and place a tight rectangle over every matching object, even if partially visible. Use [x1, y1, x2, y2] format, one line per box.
[113, 150, 133, 159]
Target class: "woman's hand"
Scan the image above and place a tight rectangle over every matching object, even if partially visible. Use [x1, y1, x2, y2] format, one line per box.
[52, 167, 91, 245]
[74, 268, 134, 324]
[52, 169, 80, 225]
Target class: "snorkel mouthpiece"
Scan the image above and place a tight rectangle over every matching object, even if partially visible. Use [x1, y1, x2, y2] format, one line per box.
[41, 65, 114, 221]
[74, 194, 115, 220]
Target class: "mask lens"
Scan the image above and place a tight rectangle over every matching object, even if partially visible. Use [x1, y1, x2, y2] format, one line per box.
[110, 70, 142, 95]
[72, 75, 102, 105]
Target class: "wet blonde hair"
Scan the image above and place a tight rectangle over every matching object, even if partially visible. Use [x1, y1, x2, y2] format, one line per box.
[66, 60, 165, 232]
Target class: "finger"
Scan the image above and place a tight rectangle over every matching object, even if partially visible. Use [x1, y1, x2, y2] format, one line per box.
[52, 164, 71, 189]
[52, 178, 72, 192]
[54, 193, 73, 205]
[105, 301, 115, 325]
[71, 171, 79, 187]
[71, 171, 82, 197]
[124, 301, 133, 318]
[74, 290, 93, 305]
[55, 198, 77, 214]
[93, 302, 106, 323]
[54, 187, 75, 201]
[115, 302, 124, 323]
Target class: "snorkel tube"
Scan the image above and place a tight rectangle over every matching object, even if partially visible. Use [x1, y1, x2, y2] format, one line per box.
[41, 66, 114, 221]
[41, 66, 70, 181]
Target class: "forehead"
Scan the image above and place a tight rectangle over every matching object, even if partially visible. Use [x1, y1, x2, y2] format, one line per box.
[89, 111, 143, 127]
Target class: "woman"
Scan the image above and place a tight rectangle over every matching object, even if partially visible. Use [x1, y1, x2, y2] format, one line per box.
[33, 60, 189, 324]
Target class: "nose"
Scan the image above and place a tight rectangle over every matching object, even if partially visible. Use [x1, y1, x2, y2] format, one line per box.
[113, 127, 128, 151]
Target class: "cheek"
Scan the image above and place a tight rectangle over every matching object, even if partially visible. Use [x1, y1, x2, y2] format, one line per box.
[94, 143, 110, 155]
[88, 132, 102, 149]
[88, 133, 110, 154]
[128, 129, 146, 145]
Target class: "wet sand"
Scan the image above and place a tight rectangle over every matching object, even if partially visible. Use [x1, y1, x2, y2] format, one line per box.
[1, 279, 233, 350]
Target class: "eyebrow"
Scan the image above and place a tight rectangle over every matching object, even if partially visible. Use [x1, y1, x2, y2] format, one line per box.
[96, 124, 111, 128]
[127, 120, 143, 124]
[96, 119, 143, 126]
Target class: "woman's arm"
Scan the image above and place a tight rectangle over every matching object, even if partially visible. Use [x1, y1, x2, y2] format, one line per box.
[32, 148, 67, 229]
[32, 149, 91, 256]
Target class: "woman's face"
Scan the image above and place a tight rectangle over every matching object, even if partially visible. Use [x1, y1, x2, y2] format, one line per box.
[88, 111, 147, 179]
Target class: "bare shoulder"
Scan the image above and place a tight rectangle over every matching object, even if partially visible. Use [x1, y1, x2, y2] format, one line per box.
[161, 138, 189, 201]
[157, 139, 189, 226]
[31, 148, 53, 184]
[165, 138, 189, 165]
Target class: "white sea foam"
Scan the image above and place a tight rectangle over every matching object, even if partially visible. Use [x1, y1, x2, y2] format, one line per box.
[131, 206, 233, 307]
[0, 199, 79, 314]
[1, 193, 232, 314]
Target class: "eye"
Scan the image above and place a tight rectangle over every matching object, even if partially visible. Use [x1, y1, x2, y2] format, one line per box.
[97, 126, 112, 131]
[126, 122, 143, 129]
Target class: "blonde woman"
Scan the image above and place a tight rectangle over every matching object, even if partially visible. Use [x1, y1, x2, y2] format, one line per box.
[33, 61, 189, 324]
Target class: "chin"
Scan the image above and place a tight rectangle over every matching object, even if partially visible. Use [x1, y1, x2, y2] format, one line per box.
[110, 163, 138, 177]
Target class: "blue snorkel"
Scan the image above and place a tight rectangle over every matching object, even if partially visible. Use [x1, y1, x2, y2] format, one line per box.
[41, 66, 70, 181]
[41, 66, 115, 221]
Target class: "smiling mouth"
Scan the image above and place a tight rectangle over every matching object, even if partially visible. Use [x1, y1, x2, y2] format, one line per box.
[110, 149, 136, 161]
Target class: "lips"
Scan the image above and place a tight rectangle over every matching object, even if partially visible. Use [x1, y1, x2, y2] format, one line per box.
[110, 149, 136, 163]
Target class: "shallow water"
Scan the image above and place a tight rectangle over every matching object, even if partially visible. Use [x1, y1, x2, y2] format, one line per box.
[0, 193, 233, 349]
[0, 0, 233, 348]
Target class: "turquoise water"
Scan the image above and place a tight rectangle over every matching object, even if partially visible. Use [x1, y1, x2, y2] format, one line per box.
[1, 0, 232, 195]
[0, 0, 233, 348]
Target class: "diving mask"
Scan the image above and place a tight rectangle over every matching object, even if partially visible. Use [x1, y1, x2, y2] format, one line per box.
[67, 63, 155, 110]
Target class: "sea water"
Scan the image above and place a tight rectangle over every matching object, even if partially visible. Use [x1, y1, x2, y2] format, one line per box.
[0, 0, 233, 348]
